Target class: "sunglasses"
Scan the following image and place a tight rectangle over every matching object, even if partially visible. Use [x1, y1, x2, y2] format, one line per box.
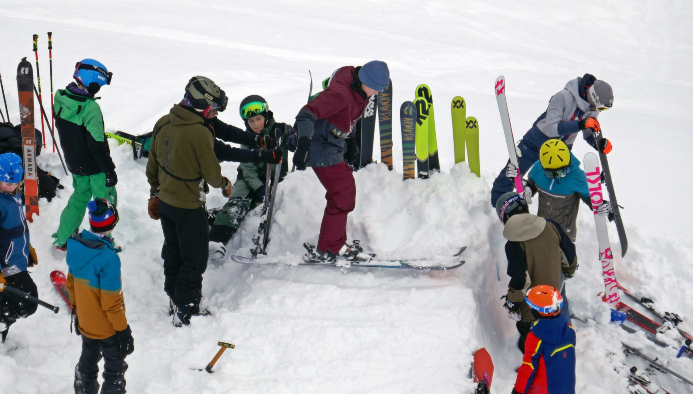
[240, 101, 268, 120]
[543, 166, 571, 179]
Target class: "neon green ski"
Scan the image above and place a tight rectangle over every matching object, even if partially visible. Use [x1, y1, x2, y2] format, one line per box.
[451, 96, 466, 164]
[465, 117, 480, 177]
[414, 97, 430, 178]
[415, 84, 439, 172]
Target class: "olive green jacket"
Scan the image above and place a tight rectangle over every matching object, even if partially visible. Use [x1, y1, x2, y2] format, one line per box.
[146, 105, 228, 209]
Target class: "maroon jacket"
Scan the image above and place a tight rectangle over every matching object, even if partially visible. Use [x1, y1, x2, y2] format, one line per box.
[295, 66, 369, 167]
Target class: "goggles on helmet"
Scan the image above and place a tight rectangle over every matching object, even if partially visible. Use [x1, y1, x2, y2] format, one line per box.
[543, 165, 571, 179]
[75, 62, 113, 85]
[189, 77, 228, 112]
[588, 85, 613, 112]
[240, 101, 269, 120]
[597, 105, 611, 112]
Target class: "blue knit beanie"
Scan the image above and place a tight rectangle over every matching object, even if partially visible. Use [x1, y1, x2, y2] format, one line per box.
[359, 61, 390, 92]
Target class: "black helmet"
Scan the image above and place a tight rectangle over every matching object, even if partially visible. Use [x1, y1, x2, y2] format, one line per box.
[495, 192, 529, 224]
[239, 95, 269, 120]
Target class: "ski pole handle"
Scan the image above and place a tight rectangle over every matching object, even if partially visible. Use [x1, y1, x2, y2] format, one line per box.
[0, 282, 60, 313]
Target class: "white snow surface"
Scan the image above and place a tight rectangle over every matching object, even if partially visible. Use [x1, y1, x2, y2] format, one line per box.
[1, 1, 693, 393]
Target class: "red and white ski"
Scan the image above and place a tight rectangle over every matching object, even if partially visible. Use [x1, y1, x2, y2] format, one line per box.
[472, 348, 494, 394]
[495, 76, 523, 194]
[16, 57, 39, 221]
[50, 270, 72, 311]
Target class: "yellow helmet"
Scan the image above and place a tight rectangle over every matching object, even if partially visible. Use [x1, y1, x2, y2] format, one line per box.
[540, 139, 571, 170]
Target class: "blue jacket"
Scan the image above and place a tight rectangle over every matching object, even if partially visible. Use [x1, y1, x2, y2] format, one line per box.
[66, 230, 127, 339]
[528, 153, 590, 202]
[521, 76, 600, 152]
[0, 191, 30, 277]
[515, 315, 576, 393]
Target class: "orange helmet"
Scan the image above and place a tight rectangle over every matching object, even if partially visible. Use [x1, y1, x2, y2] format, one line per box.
[525, 285, 563, 317]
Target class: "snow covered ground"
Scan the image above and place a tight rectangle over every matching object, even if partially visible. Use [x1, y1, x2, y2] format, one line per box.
[1, 0, 693, 393]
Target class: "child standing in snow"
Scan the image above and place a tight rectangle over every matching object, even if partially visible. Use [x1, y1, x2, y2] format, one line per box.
[0, 153, 38, 343]
[506, 139, 612, 242]
[67, 198, 133, 394]
[496, 192, 577, 352]
[512, 285, 576, 394]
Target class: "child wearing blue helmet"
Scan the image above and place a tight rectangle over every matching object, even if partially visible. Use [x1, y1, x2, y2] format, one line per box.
[52, 59, 117, 251]
[0, 153, 39, 343]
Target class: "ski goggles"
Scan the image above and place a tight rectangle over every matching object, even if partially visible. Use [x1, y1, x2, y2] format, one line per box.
[543, 165, 571, 179]
[75, 62, 113, 85]
[240, 101, 269, 120]
[596, 104, 612, 112]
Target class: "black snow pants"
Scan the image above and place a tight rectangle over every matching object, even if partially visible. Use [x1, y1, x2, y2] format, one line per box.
[158, 199, 209, 310]
[74, 335, 128, 394]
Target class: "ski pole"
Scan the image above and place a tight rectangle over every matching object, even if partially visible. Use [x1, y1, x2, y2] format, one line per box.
[48, 32, 55, 153]
[0, 282, 60, 313]
[32, 34, 47, 149]
[33, 83, 68, 175]
[202, 342, 235, 373]
[0, 69, 9, 122]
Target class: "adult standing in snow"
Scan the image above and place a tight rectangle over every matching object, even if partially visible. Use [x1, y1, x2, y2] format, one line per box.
[512, 285, 576, 394]
[52, 59, 117, 251]
[146, 76, 233, 327]
[510, 139, 613, 242]
[0, 153, 38, 343]
[209, 95, 289, 247]
[291, 60, 390, 261]
[490, 74, 614, 207]
[496, 192, 577, 352]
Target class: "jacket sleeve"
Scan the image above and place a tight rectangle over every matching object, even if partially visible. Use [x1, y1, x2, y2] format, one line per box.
[99, 254, 128, 332]
[196, 130, 227, 189]
[514, 331, 542, 393]
[581, 109, 601, 149]
[210, 118, 257, 147]
[505, 241, 529, 303]
[66, 272, 77, 311]
[84, 104, 116, 174]
[145, 125, 160, 196]
[213, 139, 257, 163]
[296, 87, 349, 138]
[538, 92, 580, 139]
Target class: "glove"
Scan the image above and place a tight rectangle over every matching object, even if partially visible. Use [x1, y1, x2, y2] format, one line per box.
[579, 117, 600, 132]
[293, 137, 312, 171]
[254, 148, 283, 164]
[597, 200, 615, 222]
[28, 245, 38, 267]
[523, 182, 533, 205]
[256, 134, 276, 150]
[105, 171, 118, 187]
[72, 310, 81, 336]
[286, 126, 298, 152]
[254, 186, 266, 202]
[598, 138, 612, 154]
[501, 295, 521, 321]
[148, 196, 160, 220]
[345, 138, 360, 169]
[115, 325, 135, 356]
[563, 262, 578, 278]
[505, 163, 518, 179]
[222, 177, 233, 198]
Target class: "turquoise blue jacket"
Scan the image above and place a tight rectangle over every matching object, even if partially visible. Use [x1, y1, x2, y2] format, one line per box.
[528, 153, 589, 202]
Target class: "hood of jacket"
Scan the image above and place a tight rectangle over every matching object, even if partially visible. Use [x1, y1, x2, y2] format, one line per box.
[530, 315, 573, 345]
[564, 77, 592, 113]
[66, 230, 118, 270]
[170, 104, 206, 128]
[504, 214, 547, 242]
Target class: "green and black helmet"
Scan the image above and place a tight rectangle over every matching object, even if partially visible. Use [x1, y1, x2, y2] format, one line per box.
[239, 95, 270, 121]
[184, 76, 228, 113]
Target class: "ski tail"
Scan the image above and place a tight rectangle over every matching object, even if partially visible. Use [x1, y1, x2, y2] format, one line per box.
[378, 80, 393, 170]
[400, 101, 417, 180]
[495, 76, 523, 193]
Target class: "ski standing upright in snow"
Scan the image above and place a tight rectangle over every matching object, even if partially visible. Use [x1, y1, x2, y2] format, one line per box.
[595, 129, 628, 256]
[377, 79, 393, 170]
[415, 84, 439, 173]
[16, 57, 39, 221]
[495, 75, 523, 194]
[400, 101, 416, 180]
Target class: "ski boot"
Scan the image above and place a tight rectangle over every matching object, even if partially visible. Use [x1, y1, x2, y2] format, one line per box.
[340, 240, 375, 262]
[303, 243, 337, 263]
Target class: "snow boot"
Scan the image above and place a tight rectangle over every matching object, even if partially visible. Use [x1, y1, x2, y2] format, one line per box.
[101, 370, 127, 394]
[74, 365, 99, 394]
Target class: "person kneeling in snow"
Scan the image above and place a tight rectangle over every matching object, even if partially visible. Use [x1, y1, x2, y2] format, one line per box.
[0, 153, 39, 343]
[291, 60, 390, 262]
[67, 198, 133, 394]
[496, 192, 577, 352]
[512, 285, 576, 394]
[209, 95, 290, 252]
[507, 139, 612, 243]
